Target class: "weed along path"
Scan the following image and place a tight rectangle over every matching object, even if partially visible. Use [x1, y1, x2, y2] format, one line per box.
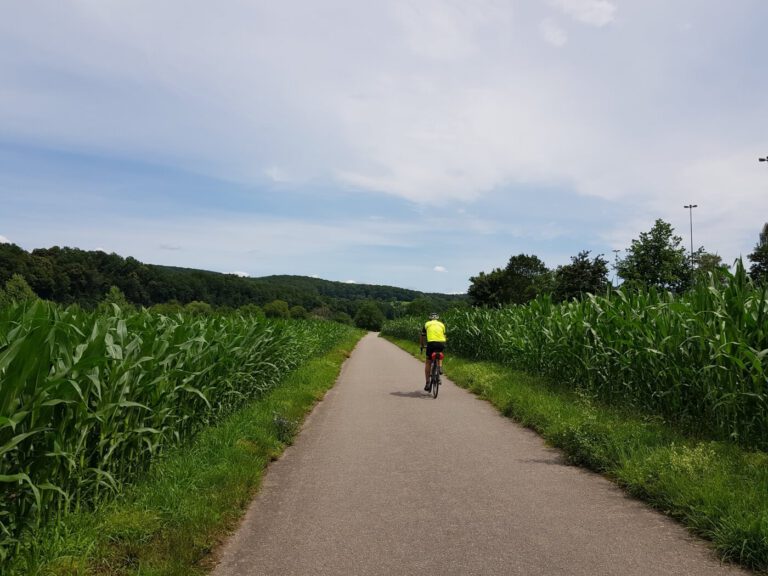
[211, 333, 747, 576]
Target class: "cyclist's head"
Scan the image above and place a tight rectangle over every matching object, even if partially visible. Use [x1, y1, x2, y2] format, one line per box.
[429, 312, 439, 320]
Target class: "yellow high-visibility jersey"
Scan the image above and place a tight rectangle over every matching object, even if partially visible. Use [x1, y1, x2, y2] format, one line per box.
[424, 320, 447, 342]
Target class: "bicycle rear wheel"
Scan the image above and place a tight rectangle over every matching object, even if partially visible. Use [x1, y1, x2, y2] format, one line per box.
[431, 367, 440, 398]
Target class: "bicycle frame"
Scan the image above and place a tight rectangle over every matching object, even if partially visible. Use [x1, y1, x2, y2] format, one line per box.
[429, 351, 444, 398]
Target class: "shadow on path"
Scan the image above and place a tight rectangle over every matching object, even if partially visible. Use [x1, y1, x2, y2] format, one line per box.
[389, 390, 433, 399]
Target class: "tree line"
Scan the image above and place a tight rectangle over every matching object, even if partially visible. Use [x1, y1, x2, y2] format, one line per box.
[468, 219, 768, 307]
[0, 244, 466, 329]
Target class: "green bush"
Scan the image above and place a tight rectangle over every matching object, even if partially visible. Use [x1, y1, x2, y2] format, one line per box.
[0, 274, 38, 306]
[290, 305, 308, 319]
[264, 299, 290, 319]
[354, 301, 385, 331]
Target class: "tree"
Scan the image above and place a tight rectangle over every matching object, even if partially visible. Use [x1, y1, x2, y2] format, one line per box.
[263, 299, 290, 319]
[692, 251, 729, 284]
[290, 305, 308, 319]
[150, 300, 183, 315]
[379, 301, 397, 320]
[748, 242, 768, 284]
[405, 297, 432, 317]
[1, 274, 38, 305]
[99, 285, 133, 312]
[467, 268, 507, 307]
[26, 254, 57, 300]
[331, 311, 353, 325]
[238, 303, 265, 319]
[0, 243, 29, 285]
[310, 306, 333, 320]
[468, 254, 551, 307]
[354, 301, 386, 331]
[184, 300, 213, 315]
[503, 254, 550, 304]
[616, 219, 691, 292]
[553, 251, 609, 302]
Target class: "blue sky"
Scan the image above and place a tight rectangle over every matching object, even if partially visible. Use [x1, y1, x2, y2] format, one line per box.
[1, 1, 766, 294]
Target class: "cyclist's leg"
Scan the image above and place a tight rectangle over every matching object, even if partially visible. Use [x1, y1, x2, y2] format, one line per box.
[424, 343, 436, 390]
[434, 343, 445, 374]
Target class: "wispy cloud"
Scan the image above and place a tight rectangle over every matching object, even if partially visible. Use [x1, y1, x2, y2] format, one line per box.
[264, 166, 292, 183]
[391, 0, 487, 60]
[0, 235, 9, 244]
[550, 0, 617, 27]
[540, 18, 568, 46]
[1, 1, 766, 293]
[433, 265, 447, 273]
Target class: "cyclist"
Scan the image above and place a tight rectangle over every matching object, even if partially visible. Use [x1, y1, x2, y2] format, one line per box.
[420, 312, 446, 392]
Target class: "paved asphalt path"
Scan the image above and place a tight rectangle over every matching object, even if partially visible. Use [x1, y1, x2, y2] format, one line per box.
[211, 333, 748, 576]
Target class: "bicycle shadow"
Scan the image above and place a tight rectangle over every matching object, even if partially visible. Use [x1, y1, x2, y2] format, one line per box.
[390, 390, 433, 399]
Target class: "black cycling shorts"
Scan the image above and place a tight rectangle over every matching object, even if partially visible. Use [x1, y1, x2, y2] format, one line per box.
[425, 341, 445, 359]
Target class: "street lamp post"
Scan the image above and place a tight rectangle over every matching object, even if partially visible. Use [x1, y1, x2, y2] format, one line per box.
[612, 249, 621, 287]
[683, 204, 698, 265]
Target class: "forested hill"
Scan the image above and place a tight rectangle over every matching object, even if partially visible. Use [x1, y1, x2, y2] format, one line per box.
[0, 243, 465, 315]
[253, 274, 456, 303]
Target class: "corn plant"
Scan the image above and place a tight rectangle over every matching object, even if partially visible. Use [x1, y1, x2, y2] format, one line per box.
[0, 302, 353, 559]
[383, 261, 768, 449]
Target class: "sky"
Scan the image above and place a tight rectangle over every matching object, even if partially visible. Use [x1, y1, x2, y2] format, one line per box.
[1, 1, 766, 294]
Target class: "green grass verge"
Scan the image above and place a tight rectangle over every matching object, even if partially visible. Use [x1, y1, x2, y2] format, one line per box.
[11, 330, 365, 576]
[384, 335, 768, 573]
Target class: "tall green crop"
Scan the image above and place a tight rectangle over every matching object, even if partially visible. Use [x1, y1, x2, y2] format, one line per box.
[383, 262, 768, 448]
[0, 302, 354, 559]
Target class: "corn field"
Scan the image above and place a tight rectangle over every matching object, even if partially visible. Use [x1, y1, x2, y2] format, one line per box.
[383, 262, 768, 449]
[0, 301, 355, 558]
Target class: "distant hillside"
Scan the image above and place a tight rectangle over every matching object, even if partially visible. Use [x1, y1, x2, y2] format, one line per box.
[253, 274, 462, 303]
[0, 244, 466, 317]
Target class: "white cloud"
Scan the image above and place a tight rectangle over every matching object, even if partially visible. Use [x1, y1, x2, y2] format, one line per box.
[344, 280, 357, 284]
[264, 166, 291, 183]
[0, 235, 10, 244]
[1, 1, 766, 284]
[232, 271, 249, 277]
[391, 0, 476, 60]
[391, 0, 510, 60]
[550, 0, 616, 27]
[336, 78, 598, 203]
[539, 18, 568, 47]
[434, 265, 447, 272]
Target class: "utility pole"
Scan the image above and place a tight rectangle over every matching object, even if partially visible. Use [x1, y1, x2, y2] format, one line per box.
[612, 249, 621, 287]
[683, 204, 698, 266]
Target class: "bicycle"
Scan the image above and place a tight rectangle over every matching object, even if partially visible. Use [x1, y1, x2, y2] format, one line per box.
[427, 350, 443, 398]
